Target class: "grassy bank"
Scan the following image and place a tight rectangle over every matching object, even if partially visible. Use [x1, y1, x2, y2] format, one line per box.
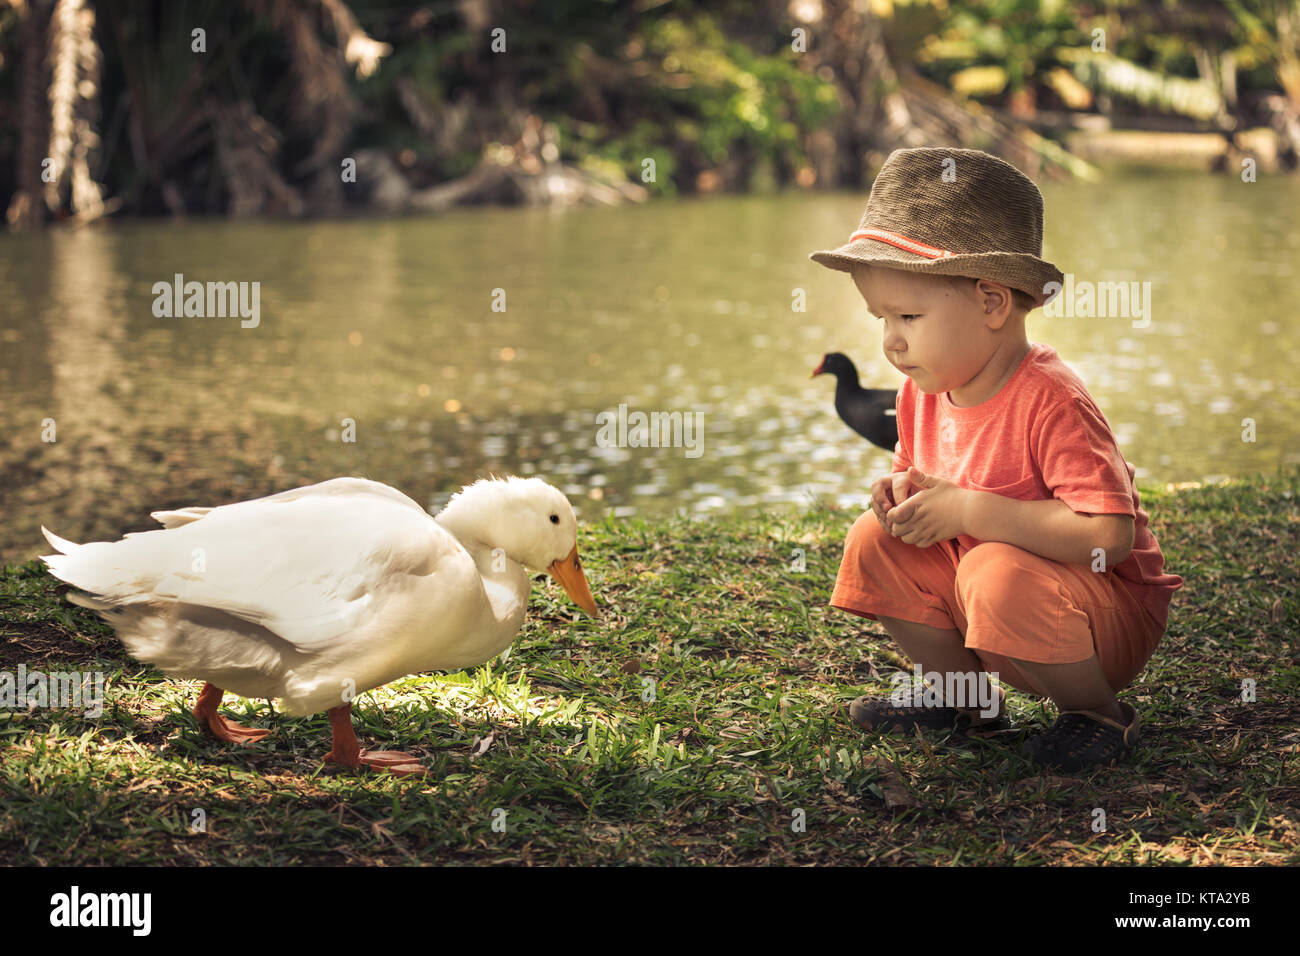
[1, 472, 1297, 866]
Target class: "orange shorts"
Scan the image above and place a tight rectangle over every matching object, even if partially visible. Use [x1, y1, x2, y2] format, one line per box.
[830, 512, 1164, 696]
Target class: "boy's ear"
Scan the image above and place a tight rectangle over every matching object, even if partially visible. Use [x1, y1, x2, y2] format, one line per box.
[973, 278, 1015, 325]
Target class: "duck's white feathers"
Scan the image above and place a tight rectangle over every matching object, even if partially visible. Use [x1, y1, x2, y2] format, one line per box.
[40, 477, 531, 715]
[149, 506, 213, 529]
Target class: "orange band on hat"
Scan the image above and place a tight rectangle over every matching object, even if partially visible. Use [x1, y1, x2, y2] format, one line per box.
[848, 229, 954, 259]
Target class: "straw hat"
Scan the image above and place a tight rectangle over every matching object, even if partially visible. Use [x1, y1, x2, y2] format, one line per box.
[808, 147, 1063, 307]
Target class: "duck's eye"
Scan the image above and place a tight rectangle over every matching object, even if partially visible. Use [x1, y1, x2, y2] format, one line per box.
[549, 514, 559, 524]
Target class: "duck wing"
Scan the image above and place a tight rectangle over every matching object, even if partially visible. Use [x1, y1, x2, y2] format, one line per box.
[42, 478, 458, 654]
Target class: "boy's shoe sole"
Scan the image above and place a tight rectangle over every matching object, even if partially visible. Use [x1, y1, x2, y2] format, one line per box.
[1022, 700, 1140, 771]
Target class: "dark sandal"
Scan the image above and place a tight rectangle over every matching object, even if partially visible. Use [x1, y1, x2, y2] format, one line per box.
[848, 682, 1008, 734]
[1022, 701, 1140, 771]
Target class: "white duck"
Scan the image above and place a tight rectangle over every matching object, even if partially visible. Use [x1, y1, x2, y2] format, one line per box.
[40, 475, 598, 776]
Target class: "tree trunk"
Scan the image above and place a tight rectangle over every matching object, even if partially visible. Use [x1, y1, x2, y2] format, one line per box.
[6, 0, 51, 230]
[818, 0, 916, 187]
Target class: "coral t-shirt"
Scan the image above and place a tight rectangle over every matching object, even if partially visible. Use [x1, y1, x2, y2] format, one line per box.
[891, 342, 1183, 631]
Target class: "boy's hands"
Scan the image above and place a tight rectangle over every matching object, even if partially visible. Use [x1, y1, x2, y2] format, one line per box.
[882, 467, 971, 548]
[870, 470, 922, 530]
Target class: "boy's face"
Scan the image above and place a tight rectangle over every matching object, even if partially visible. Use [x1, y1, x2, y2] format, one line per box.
[850, 265, 1015, 396]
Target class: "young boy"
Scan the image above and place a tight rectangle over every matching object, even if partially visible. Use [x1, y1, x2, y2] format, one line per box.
[808, 147, 1183, 771]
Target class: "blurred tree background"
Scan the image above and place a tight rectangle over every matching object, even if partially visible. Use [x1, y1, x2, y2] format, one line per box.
[3, 0, 1299, 226]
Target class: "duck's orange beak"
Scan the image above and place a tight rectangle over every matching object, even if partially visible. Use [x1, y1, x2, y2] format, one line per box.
[547, 546, 598, 617]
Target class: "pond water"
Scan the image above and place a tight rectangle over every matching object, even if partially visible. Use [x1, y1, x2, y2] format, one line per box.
[2, 168, 1298, 561]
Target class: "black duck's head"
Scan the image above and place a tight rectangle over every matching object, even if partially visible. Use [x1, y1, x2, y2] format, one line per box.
[810, 352, 857, 380]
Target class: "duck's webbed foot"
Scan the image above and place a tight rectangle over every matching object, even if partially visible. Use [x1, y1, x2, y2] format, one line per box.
[322, 704, 426, 776]
[193, 682, 272, 744]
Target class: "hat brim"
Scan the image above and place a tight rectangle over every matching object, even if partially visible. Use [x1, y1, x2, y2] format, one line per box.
[809, 242, 1064, 309]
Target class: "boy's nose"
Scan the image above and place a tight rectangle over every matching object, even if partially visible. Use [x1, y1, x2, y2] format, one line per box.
[882, 328, 907, 354]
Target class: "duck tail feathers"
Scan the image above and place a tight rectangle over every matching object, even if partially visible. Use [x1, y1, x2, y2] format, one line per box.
[149, 507, 212, 529]
[40, 525, 87, 592]
[39, 527, 154, 609]
[40, 525, 80, 555]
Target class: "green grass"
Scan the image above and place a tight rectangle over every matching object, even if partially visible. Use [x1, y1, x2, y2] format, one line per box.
[2, 472, 1298, 865]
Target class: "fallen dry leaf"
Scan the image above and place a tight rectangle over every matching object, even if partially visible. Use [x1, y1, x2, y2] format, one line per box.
[877, 767, 915, 809]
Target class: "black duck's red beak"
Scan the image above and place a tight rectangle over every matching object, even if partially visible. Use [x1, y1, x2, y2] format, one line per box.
[810, 356, 826, 378]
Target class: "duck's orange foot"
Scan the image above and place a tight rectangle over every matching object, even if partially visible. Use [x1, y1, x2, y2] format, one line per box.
[192, 682, 271, 745]
[205, 713, 273, 745]
[322, 703, 426, 776]
[324, 747, 426, 777]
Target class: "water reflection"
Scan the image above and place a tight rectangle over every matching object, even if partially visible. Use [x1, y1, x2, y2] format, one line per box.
[1, 173, 1297, 562]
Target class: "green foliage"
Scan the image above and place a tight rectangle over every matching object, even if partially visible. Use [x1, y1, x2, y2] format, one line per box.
[909, 0, 1297, 116]
[914, 0, 1083, 92]
[642, 15, 835, 164]
[529, 9, 838, 194]
[349, 2, 841, 195]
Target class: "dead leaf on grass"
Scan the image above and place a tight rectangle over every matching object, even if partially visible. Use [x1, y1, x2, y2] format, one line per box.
[876, 766, 915, 809]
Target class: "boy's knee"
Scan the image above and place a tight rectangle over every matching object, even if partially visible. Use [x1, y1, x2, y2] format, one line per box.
[956, 542, 1042, 606]
[844, 510, 902, 563]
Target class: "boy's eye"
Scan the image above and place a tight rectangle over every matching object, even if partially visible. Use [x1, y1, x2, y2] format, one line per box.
[877, 314, 920, 321]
